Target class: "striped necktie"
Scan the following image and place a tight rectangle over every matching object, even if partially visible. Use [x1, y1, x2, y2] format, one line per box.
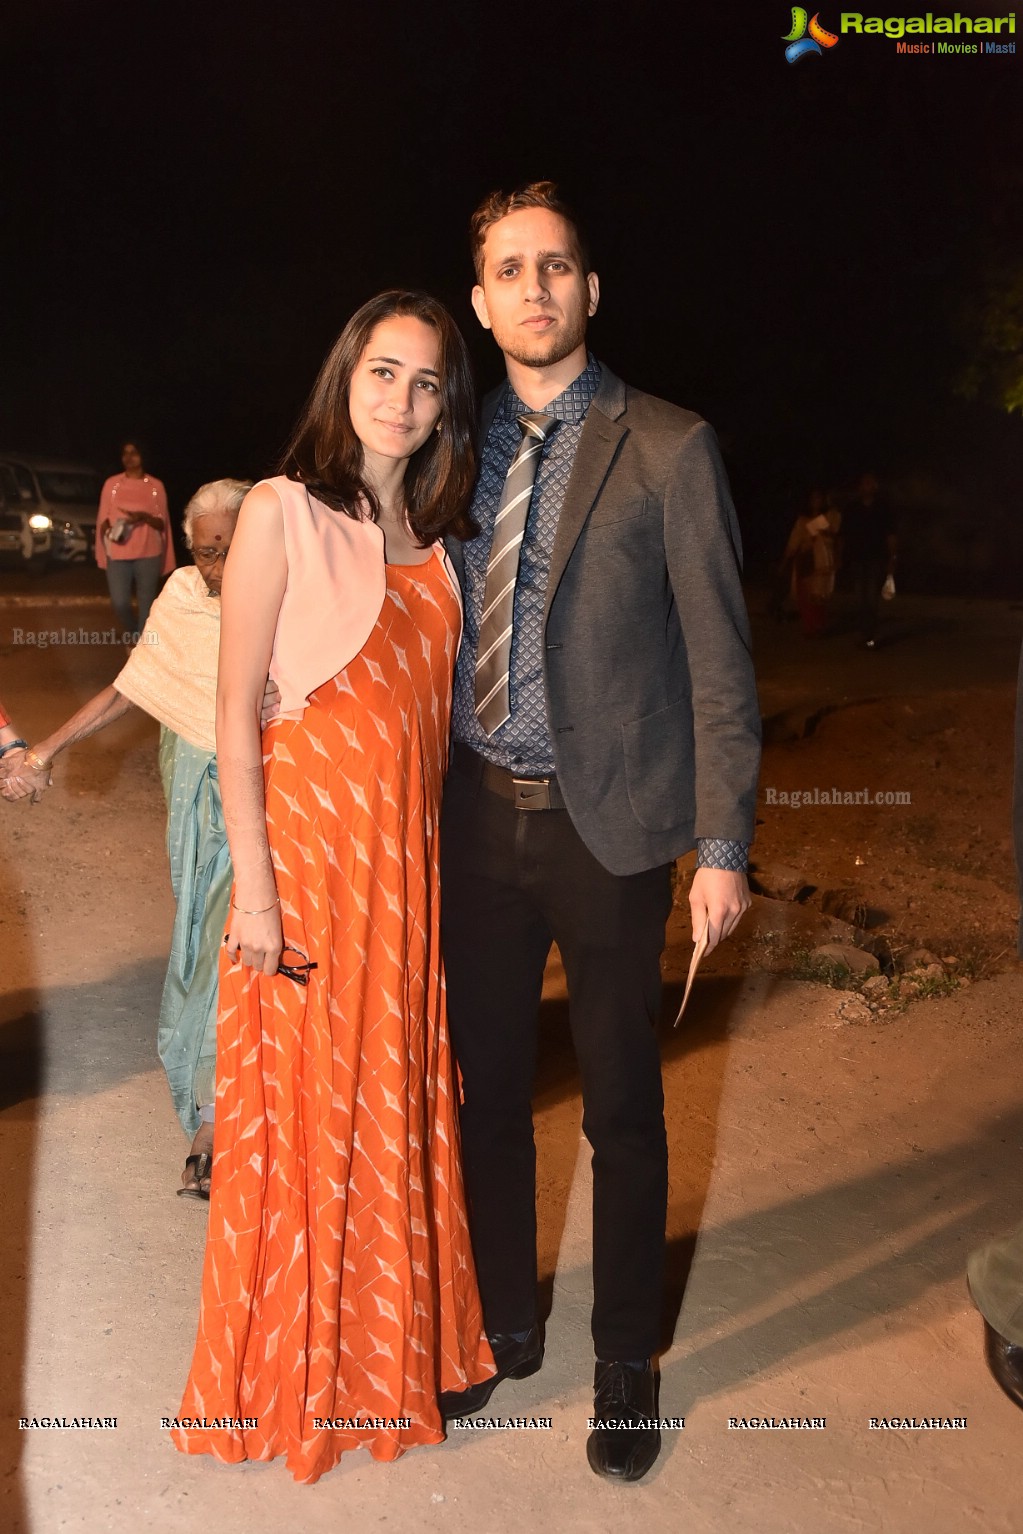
[474, 412, 558, 736]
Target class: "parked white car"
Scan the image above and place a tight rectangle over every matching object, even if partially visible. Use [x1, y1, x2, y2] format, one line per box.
[0, 463, 52, 570]
[0, 455, 102, 562]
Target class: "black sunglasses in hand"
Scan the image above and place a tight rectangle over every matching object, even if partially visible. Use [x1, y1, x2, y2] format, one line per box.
[277, 946, 318, 985]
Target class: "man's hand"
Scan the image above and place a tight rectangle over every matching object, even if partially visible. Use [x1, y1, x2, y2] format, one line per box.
[689, 867, 751, 954]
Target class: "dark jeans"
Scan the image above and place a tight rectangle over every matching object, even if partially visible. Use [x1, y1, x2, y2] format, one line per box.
[105, 555, 163, 640]
[849, 557, 886, 643]
[440, 755, 672, 1360]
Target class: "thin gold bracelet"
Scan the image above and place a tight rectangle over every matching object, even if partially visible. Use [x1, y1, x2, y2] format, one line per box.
[231, 897, 281, 915]
[25, 750, 51, 774]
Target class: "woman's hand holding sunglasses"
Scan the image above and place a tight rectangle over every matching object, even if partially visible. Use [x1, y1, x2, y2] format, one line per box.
[223, 900, 317, 986]
[223, 896, 284, 977]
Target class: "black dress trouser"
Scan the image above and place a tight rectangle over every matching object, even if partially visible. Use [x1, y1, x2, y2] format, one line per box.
[440, 755, 673, 1361]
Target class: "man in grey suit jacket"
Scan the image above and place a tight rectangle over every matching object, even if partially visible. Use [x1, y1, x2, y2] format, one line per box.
[438, 182, 761, 1481]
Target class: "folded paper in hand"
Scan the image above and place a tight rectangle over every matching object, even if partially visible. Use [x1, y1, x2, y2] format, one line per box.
[673, 921, 709, 1028]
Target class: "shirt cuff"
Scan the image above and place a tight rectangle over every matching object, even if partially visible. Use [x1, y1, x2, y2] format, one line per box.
[696, 838, 749, 873]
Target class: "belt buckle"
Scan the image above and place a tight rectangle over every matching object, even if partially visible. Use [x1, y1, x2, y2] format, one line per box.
[511, 776, 552, 811]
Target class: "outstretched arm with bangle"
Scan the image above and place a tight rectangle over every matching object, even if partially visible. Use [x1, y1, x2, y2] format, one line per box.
[0, 686, 136, 802]
[1, 671, 283, 804]
[0, 696, 26, 753]
[0, 693, 34, 795]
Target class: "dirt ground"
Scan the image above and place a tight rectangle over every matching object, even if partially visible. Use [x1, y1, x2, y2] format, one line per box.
[688, 590, 1021, 992]
[0, 572, 1021, 1533]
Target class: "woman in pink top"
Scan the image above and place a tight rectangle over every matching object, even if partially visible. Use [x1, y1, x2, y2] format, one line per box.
[96, 440, 176, 640]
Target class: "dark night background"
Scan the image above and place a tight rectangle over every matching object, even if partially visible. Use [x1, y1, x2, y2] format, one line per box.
[2, 1, 1020, 585]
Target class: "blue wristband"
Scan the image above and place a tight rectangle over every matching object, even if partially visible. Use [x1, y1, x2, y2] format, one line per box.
[0, 738, 28, 760]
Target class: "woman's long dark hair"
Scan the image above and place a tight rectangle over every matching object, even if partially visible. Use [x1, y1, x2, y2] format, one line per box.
[280, 290, 478, 543]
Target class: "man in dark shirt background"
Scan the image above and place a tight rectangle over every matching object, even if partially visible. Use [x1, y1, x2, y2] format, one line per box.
[843, 471, 898, 648]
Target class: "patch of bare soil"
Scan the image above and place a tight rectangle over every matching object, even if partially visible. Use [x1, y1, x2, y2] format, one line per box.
[667, 684, 1019, 1001]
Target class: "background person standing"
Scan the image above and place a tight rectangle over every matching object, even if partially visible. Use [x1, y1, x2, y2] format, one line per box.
[95, 439, 176, 640]
[782, 488, 841, 637]
[842, 470, 897, 648]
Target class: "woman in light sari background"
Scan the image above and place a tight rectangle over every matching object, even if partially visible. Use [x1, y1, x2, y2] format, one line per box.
[0, 478, 252, 1196]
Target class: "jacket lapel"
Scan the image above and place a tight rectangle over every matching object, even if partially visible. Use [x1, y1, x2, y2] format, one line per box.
[477, 386, 502, 450]
[543, 366, 629, 626]
[444, 533, 466, 586]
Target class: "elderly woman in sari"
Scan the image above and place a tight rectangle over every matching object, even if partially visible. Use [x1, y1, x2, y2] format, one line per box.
[0, 478, 253, 1198]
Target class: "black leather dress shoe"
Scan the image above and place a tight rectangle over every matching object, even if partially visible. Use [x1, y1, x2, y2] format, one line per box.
[983, 1319, 1023, 1410]
[586, 1359, 661, 1482]
[438, 1325, 544, 1421]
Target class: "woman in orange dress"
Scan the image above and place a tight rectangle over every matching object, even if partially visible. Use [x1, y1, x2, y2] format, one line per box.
[171, 291, 494, 1482]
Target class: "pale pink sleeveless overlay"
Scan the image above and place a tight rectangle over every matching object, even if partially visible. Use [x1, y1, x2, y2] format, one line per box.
[259, 476, 462, 719]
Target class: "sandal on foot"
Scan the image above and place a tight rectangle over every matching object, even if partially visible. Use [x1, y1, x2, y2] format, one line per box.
[177, 1150, 212, 1201]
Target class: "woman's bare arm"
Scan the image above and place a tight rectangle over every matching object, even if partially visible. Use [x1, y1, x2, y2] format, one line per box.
[216, 483, 289, 976]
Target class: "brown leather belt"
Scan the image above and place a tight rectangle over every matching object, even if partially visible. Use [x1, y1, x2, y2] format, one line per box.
[452, 742, 566, 811]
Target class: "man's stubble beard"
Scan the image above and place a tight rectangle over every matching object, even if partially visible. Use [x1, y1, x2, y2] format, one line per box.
[497, 315, 588, 372]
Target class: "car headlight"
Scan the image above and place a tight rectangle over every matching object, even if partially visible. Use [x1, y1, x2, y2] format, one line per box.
[29, 514, 52, 531]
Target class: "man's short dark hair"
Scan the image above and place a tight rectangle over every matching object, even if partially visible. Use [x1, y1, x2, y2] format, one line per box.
[469, 181, 591, 283]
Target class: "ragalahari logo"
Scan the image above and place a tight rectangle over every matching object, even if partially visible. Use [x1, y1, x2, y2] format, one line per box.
[783, 8, 840, 62]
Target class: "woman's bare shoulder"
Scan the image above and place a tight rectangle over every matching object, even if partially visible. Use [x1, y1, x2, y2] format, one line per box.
[241, 480, 286, 513]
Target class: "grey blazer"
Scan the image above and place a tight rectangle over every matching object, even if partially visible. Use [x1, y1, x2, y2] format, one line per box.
[448, 364, 761, 877]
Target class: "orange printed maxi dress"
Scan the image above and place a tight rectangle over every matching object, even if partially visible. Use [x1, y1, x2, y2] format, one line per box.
[172, 556, 493, 1483]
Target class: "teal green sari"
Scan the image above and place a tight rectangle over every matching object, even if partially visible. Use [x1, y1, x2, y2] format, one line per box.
[157, 727, 232, 1136]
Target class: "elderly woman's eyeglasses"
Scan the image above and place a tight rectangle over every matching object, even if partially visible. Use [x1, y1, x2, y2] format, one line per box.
[193, 546, 229, 565]
[277, 947, 318, 985]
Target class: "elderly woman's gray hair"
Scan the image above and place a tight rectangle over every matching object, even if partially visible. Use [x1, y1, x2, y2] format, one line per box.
[182, 478, 253, 548]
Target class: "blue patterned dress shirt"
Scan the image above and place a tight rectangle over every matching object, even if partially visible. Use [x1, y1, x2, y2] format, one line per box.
[451, 355, 748, 873]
